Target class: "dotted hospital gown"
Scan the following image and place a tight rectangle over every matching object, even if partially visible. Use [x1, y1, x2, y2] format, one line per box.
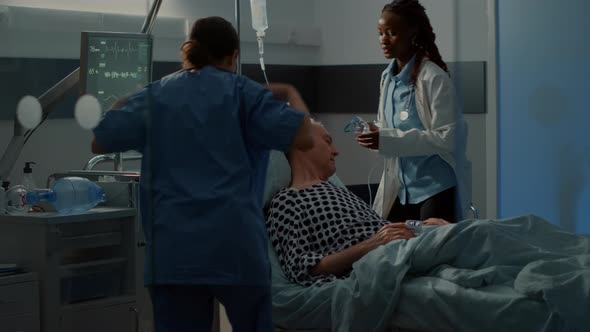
[265, 182, 390, 286]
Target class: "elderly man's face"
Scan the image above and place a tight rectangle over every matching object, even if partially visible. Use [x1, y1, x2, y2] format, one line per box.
[308, 125, 339, 179]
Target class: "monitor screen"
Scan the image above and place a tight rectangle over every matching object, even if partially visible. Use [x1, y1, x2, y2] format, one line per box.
[80, 32, 153, 112]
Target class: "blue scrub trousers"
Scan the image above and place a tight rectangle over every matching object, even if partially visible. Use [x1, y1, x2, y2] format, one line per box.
[149, 285, 274, 332]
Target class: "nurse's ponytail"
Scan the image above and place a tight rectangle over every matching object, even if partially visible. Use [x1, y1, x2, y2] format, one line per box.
[182, 16, 239, 70]
[383, 0, 448, 83]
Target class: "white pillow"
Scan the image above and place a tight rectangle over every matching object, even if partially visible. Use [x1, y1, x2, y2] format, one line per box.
[263, 150, 345, 208]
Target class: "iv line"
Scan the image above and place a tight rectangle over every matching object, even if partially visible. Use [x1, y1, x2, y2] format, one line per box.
[257, 36, 269, 85]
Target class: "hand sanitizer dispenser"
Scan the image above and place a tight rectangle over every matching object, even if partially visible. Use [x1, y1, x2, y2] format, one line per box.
[22, 162, 38, 191]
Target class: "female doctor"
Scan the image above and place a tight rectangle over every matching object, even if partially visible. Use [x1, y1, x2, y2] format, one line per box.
[92, 17, 313, 332]
[357, 0, 471, 223]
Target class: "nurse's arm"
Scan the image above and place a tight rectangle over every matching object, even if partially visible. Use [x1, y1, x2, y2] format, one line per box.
[91, 138, 107, 154]
[290, 113, 313, 151]
[268, 83, 309, 114]
[268, 83, 313, 151]
[90, 95, 131, 154]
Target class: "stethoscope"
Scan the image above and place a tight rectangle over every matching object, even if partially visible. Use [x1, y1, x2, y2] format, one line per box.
[398, 84, 415, 122]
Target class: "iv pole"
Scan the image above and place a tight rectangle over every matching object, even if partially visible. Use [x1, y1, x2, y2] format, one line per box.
[0, 0, 163, 182]
[235, 0, 241, 75]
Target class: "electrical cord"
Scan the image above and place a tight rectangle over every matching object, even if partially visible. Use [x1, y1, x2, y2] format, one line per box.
[23, 112, 49, 144]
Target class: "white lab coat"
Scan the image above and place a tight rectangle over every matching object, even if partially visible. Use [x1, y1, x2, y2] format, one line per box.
[372, 59, 472, 219]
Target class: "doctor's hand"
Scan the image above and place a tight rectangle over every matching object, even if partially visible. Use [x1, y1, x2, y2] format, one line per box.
[365, 223, 415, 249]
[356, 124, 379, 150]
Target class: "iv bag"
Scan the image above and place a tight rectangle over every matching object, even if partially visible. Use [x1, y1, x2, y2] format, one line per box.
[250, 0, 268, 35]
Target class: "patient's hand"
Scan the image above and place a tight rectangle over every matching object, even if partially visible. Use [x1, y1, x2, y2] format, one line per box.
[311, 222, 414, 277]
[366, 223, 415, 248]
[422, 218, 450, 226]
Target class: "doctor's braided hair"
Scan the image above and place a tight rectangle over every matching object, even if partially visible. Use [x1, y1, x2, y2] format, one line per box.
[182, 16, 239, 69]
[383, 0, 448, 83]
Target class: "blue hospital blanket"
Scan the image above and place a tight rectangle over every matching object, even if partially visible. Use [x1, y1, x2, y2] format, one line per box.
[270, 215, 590, 332]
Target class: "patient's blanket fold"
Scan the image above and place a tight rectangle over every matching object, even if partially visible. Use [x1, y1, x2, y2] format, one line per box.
[331, 215, 590, 332]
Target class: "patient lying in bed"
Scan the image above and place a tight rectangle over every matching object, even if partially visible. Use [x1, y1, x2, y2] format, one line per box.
[266, 121, 448, 286]
[266, 122, 590, 332]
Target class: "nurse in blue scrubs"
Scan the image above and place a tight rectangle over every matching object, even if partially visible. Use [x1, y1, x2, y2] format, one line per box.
[91, 17, 313, 332]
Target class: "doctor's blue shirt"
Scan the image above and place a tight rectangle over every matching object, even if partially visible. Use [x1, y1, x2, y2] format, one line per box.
[93, 66, 304, 286]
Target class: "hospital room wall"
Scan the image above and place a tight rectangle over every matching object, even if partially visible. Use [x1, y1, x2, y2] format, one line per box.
[0, 0, 318, 187]
[313, 0, 495, 218]
[0, 0, 319, 65]
[0, 0, 497, 218]
[497, 0, 590, 234]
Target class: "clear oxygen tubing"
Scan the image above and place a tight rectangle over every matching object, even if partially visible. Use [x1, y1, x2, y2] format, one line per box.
[366, 121, 383, 208]
[343, 117, 381, 208]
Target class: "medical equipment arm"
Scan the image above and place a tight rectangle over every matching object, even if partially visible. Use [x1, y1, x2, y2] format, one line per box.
[0, 0, 163, 181]
[0, 69, 79, 181]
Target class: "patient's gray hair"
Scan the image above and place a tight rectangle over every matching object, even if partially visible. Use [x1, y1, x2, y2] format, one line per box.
[311, 118, 323, 127]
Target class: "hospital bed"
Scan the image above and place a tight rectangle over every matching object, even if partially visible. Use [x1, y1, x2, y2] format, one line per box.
[260, 152, 578, 332]
[268, 239, 423, 332]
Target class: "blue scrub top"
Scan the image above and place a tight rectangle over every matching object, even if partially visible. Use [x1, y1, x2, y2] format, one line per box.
[93, 66, 305, 287]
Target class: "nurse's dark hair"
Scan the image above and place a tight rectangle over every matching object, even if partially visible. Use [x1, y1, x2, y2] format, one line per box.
[182, 16, 239, 69]
[382, 0, 448, 83]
